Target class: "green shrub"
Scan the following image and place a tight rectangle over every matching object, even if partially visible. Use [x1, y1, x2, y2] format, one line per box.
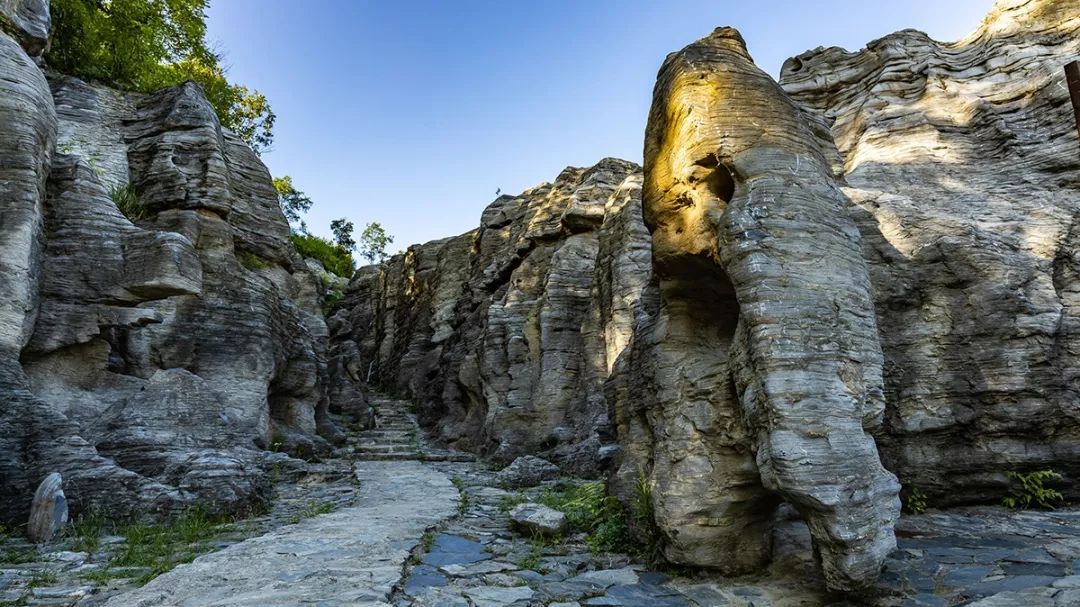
[538, 481, 629, 554]
[1003, 469, 1064, 510]
[290, 233, 354, 278]
[110, 183, 147, 221]
[905, 487, 929, 515]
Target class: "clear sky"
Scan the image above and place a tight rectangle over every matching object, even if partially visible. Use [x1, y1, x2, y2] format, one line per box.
[206, 0, 993, 250]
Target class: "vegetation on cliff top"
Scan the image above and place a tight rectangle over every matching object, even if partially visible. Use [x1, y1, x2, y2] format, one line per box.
[47, 0, 275, 154]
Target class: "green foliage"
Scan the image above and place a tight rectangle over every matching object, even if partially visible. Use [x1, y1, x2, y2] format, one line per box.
[630, 469, 663, 565]
[1002, 469, 1064, 510]
[238, 249, 270, 270]
[358, 222, 394, 265]
[321, 289, 344, 317]
[273, 176, 313, 226]
[537, 481, 629, 555]
[83, 507, 232, 586]
[905, 487, 929, 515]
[516, 538, 544, 570]
[47, 0, 274, 153]
[458, 491, 471, 515]
[26, 571, 58, 588]
[330, 218, 356, 252]
[498, 493, 527, 513]
[290, 233, 355, 278]
[65, 508, 107, 554]
[110, 183, 146, 221]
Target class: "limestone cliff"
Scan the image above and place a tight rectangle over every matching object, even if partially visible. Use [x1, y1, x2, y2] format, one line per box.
[328, 159, 648, 473]
[329, 0, 1080, 593]
[781, 0, 1080, 508]
[0, 1, 337, 524]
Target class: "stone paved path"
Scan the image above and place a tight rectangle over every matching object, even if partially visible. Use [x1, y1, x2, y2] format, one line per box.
[5, 394, 1080, 607]
[101, 459, 457, 607]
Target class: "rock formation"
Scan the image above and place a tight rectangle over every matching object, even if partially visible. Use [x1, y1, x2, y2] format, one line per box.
[612, 26, 900, 591]
[328, 159, 650, 473]
[329, 0, 1080, 593]
[0, 1, 337, 525]
[781, 0, 1080, 508]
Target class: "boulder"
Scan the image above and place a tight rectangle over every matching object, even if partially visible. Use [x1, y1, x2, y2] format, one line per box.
[509, 503, 568, 537]
[496, 456, 560, 488]
[28, 472, 67, 543]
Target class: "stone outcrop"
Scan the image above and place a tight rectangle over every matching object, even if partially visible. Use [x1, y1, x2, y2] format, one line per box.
[328, 158, 649, 473]
[0, 1, 337, 525]
[612, 26, 900, 591]
[780, 0, 1080, 508]
[330, 0, 1080, 593]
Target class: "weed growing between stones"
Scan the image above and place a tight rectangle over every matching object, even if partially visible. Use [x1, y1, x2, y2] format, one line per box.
[538, 481, 629, 555]
[458, 491, 471, 515]
[905, 487, 929, 514]
[109, 183, 146, 221]
[498, 493, 527, 513]
[26, 570, 58, 588]
[1002, 469, 1064, 510]
[238, 249, 271, 270]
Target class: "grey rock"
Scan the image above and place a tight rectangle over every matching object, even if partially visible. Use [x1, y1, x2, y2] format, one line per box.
[0, 0, 48, 56]
[495, 455, 560, 488]
[27, 472, 67, 543]
[617, 25, 899, 592]
[462, 585, 534, 607]
[509, 502, 568, 536]
[780, 0, 1080, 506]
[328, 159, 647, 473]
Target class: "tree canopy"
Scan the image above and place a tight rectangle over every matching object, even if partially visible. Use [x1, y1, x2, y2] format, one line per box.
[358, 222, 394, 265]
[273, 176, 314, 226]
[47, 0, 275, 153]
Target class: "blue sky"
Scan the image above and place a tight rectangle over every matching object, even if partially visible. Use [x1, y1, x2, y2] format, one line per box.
[206, 0, 993, 250]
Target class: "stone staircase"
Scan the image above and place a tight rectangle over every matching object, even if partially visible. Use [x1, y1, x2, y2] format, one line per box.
[347, 394, 475, 462]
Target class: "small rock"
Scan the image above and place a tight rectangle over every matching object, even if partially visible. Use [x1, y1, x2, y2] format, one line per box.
[28, 472, 68, 544]
[496, 456, 560, 488]
[44, 551, 88, 565]
[509, 503, 567, 536]
[463, 584, 534, 607]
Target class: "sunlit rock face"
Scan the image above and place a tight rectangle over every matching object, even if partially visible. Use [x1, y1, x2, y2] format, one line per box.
[612, 26, 900, 592]
[781, 0, 1080, 508]
[0, 2, 335, 523]
[328, 159, 648, 473]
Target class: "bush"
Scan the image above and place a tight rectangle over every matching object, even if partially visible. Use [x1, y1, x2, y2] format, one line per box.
[110, 183, 147, 221]
[291, 233, 354, 278]
[47, 0, 274, 153]
[1003, 469, 1064, 510]
[905, 487, 929, 515]
[537, 481, 629, 554]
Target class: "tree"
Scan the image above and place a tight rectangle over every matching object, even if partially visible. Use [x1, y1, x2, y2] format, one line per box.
[273, 176, 313, 227]
[358, 222, 394, 265]
[47, 0, 275, 153]
[330, 219, 356, 252]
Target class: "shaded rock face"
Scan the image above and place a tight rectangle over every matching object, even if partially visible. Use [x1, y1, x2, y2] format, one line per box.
[780, 0, 1080, 508]
[328, 159, 649, 473]
[0, 8, 334, 524]
[613, 27, 900, 591]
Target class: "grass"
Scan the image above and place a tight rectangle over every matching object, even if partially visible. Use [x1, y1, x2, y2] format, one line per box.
[238, 249, 271, 270]
[291, 233, 354, 277]
[458, 491, 471, 515]
[26, 571, 58, 588]
[108, 507, 230, 584]
[516, 538, 545, 570]
[109, 183, 147, 221]
[498, 493, 527, 513]
[65, 508, 107, 554]
[286, 500, 335, 525]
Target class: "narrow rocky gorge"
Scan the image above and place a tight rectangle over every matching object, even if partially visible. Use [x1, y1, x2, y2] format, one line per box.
[1, 0, 1079, 604]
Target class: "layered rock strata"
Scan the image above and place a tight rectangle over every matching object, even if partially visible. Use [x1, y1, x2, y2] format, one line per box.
[611, 26, 900, 591]
[0, 2, 336, 524]
[328, 159, 649, 473]
[781, 0, 1080, 507]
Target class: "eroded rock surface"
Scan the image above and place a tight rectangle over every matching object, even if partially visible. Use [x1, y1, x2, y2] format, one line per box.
[0, 5, 337, 524]
[780, 0, 1080, 507]
[328, 159, 649, 473]
[614, 26, 900, 591]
